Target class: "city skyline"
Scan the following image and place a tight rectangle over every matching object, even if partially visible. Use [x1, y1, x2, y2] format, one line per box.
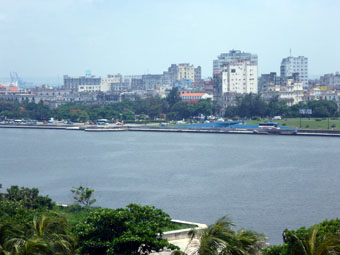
[0, 0, 339, 81]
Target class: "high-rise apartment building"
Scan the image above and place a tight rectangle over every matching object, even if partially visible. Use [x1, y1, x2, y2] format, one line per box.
[177, 63, 195, 81]
[220, 62, 258, 94]
[213, 50, 258, 102]
[280, 56, 308, 88]
[213, 50, 258, 73]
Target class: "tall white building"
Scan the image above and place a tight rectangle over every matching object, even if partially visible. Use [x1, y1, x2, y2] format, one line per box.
[213, 50, 258, 73]
[220, 61, 258, 94]
[280, 56, 308, 88]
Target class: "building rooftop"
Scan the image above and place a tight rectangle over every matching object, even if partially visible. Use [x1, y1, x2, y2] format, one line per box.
[180, 93, 206, 97]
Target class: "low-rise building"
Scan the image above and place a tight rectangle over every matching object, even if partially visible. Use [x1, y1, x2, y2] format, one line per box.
[163, 63, 202, 86]
[63, 75, 101, 91]
[320, 72, 340, 88]
[78, 84, 101, 93]
[101, 74, 123, 92]
[180, 93, 213, 102]
[263, 78, 303, 106]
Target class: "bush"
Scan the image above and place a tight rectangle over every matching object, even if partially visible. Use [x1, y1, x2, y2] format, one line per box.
[262, 244, 288, 255]
[4, 185, 53, 210]
[252, 116, 261, 121]
[315, 118, 322, 121]
[305, 124, 309, 128]
[331, 124, 336, 128]
[282, 123, 286, 126]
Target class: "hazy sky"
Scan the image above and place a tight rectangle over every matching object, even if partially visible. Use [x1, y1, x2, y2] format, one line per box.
[0, 0, 339, 81]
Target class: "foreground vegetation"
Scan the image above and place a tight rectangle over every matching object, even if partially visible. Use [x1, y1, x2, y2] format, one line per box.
[0, 185, 178, 254]
[1, 184, 340, 254]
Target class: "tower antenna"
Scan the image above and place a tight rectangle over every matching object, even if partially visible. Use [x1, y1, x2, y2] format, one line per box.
[290, 48, 292, 57]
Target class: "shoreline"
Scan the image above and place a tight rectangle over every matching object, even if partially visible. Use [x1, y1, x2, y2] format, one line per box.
[1, 123, 340, 137]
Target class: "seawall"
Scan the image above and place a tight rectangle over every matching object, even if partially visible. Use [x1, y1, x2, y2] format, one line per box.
[1, 124, 340, 137]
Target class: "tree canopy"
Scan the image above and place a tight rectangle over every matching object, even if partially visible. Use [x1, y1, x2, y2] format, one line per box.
[74, 204, 178, 255]
[263, 219, 340, 255]
[224, 94, 338, 118]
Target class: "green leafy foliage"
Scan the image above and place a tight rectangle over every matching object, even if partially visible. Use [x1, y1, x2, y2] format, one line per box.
[224, 94, 338, 118]
[0, 199, 37, 227]
[2, 185, 53, 210]
[0, 214, 76, 255]
[0, 101, 52, 120]
[262, 244, 288, 255]
[265, 219, 340, 255]
[166, 87, 181, 108]
[74, 204, 178, 255]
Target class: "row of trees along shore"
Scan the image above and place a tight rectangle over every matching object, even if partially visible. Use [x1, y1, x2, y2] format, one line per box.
[0, 89, 338, 122]
[1, 183, 340, 255]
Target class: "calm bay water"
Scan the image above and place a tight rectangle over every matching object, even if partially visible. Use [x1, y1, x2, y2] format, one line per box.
[1, 128, 340, 244]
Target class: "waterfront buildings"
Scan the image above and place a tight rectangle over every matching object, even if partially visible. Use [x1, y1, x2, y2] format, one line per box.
[4, 55, 340, 112]
[280, 56, 308, 88]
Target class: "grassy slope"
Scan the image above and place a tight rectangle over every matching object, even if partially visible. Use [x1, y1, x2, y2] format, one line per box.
[245, 117, 340, 130]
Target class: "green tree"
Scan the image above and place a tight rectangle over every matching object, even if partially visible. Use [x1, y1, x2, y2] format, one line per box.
[122, 111, 135, 121]
[2, 215, 75, 255]
[195, 100, 213, 117]
[171, 102, 191, 120]
[224, 106, 239, 118]
[71, 186, 96, 207]
[74, 204, 178, 255]
[4, 185, 53, 210]
[267, 96, 289, 117]
[307, 100, 338, 117]
[166, 87, 181, 108]
[185, 216, 265, 255]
